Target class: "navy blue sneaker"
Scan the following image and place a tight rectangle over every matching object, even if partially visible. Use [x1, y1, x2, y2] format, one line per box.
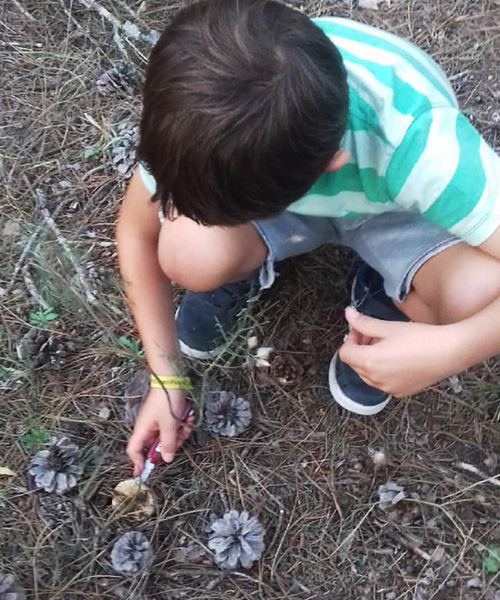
[176, 274, 260, 359]
[329, 263, 409, 415]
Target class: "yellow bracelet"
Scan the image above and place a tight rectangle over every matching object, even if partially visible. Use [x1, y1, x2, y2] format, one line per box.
[149, 375, 193, 391]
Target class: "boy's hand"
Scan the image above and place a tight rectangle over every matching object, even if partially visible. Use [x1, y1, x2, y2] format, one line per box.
[126, 388, 192, 477]
[339, 307, 463, 397]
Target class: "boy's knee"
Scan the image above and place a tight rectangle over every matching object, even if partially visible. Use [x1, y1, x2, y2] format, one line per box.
[157, 216, 266, 292]
[411, 244, 500, 324]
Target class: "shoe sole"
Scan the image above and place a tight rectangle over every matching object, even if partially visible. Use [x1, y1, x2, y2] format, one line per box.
[178, 338, 226, 360]
[328, 353, 390, 416]
[174, 306, 227, 359]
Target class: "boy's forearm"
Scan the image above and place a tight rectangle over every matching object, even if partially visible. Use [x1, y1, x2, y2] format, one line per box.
[117, 231, 181, 375]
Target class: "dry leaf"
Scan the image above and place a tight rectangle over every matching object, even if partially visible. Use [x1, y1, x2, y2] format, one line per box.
[0, 466, 16, 477]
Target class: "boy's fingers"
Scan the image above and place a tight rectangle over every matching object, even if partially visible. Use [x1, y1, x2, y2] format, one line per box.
[126, 432, 146, 474]
[339, 340, 371, 369]
[159, 421, 178, 463]
[178, 424, 191, 441]
[344, 329, 362, 345]
[345, 306, 394, 339]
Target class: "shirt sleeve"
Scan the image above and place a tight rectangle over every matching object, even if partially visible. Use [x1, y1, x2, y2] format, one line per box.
[386, 106, 500, 246]
[138, 162, 157, 195]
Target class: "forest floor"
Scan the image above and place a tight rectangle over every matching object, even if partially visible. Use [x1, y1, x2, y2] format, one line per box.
[1, 0, 500, 598]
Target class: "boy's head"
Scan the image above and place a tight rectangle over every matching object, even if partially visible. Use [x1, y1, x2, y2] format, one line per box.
[138, 0, 349, 226]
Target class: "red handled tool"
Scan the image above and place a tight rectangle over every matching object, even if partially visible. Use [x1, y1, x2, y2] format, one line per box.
[135, 400, 193, 483]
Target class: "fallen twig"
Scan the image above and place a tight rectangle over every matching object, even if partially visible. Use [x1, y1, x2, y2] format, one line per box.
[37, 189, 98, 305]
[22, 265, 51, 310]
[75, 0, 159, 47]
[2, 200, 67, 297]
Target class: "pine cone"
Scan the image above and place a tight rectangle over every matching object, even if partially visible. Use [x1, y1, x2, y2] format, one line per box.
[111, 531, 152, 574]
[29, 437, 83, 494]
[0, 572, 25, 600]
[85, 259, 111, 289]
[111, 122, 138, 179]
[22, 328, 75, 369]
[36, 493, 75, 527]
[270, 353, 304, 386]
[205, 391, 251, 437]
[96, 62, 138, 96]
[208, 510, 265, 570]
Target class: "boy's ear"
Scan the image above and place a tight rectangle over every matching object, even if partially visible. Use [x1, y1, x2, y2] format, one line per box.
[325, 149, 350, 172]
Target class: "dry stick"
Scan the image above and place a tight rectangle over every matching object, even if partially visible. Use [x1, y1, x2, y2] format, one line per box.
[36, 189, 98, 305]
[22, 265, 51, 310]
[2, 201, 67, 297]
[332, 505, 375, 557]
[453, 461, 500, 486]
[11, 0, 35, 21]
[75, 0, 159, 44]
[75, 0, 122, 28]
[442, 462, 500, 502]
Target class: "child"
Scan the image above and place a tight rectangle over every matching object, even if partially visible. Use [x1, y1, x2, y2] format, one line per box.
[116, 0, 500, 476]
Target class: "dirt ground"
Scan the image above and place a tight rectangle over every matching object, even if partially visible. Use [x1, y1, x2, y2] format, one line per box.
[1, 1, 500, 599]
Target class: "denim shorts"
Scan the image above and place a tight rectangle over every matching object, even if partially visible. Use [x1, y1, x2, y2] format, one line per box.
[253, 210, 461, 301]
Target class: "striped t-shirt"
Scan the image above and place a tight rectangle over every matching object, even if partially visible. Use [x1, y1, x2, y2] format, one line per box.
[139, 17, 500, 246]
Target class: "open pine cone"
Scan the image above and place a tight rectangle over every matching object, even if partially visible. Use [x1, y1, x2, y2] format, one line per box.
[96, 62, 138, 96]
[111, 531, 152, 575]
[208, 510, 265, 570]
[0, 572, 25, 600]
[22, 328, 74, 369]
[29, 437, 83, 494]
[270, 353, 304, 386]
[36, 493, 75, 527]
[111, 122, 138, 179]
[205, 391, 251, 437]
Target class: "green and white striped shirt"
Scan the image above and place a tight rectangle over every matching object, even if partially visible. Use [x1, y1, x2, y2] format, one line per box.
[288, 17, 500, 246]
[139, 17, 500, 246]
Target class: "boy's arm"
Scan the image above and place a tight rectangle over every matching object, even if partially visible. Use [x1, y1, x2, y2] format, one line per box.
[116, 168, 178, 373]
[339, 225, 500, 397]
[116, 168, 189, 475]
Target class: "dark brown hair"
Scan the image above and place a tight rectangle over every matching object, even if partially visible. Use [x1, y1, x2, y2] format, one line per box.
[138, 0, 348, 226]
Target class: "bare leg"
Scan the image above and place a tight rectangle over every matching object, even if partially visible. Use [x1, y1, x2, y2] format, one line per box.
[157, 216, 268, 291]
[397, 242, 500, 325]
